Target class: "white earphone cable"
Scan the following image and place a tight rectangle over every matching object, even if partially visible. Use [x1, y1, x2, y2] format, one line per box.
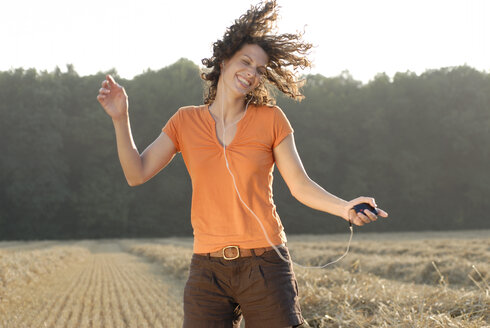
[219, 63, 353, 269]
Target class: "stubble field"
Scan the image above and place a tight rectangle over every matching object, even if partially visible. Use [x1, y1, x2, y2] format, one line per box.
[0, 230, 488, 327]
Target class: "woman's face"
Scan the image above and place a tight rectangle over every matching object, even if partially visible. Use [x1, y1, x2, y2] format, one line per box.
[220, 44, 268, 97]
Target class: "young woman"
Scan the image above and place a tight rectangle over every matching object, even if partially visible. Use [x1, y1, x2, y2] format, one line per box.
[97, 1, 388, 327]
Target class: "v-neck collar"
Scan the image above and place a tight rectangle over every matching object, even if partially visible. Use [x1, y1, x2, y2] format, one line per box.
[205, 103, 252, 148]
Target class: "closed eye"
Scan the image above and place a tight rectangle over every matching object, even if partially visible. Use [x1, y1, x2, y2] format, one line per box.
[242, 56, 266, 76]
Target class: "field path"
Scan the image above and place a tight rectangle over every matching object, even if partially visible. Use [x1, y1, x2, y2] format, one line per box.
[0, 241, 185, 328]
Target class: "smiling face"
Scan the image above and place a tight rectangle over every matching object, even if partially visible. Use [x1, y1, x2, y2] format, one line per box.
[219, 43, 269, 98]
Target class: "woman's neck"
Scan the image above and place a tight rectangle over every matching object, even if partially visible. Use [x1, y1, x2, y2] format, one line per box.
[209, 90, 247, 125]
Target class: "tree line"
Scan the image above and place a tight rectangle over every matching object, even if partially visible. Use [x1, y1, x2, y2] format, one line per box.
[1, 59, 488, 240]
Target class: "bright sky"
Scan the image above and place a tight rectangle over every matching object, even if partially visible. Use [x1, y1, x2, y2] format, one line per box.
[2, 0, 489, 83]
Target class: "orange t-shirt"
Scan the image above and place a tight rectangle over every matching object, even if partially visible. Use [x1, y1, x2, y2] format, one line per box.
[162, 104, 294, 253]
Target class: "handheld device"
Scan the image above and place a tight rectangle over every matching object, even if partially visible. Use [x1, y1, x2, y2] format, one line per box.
[353, 203, 379, 215]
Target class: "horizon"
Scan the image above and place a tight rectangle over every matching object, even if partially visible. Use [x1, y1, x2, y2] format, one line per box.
[1, 0, 489, 84]
[3, 59, 484, 86]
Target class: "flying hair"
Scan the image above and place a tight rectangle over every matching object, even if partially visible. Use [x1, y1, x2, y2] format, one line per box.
[201, 0, 313, 106]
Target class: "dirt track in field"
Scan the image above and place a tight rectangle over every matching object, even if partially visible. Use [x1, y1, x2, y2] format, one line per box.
[0, 241, 184, 328]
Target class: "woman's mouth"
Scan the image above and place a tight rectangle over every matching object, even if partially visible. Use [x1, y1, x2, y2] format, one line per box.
[236, 74, 251, 89]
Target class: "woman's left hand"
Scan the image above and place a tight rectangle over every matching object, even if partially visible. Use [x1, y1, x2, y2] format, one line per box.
[342, 197, 389, 226]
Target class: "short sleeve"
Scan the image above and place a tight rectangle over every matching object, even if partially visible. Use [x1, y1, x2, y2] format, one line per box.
[272, 106, 294, 148]
[162, 109, 181, 152]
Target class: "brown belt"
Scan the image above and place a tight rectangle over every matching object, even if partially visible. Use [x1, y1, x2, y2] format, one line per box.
[196, 244, 285, 260]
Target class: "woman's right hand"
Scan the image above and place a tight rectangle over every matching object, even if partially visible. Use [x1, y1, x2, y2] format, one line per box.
[97, 74, 129, 120]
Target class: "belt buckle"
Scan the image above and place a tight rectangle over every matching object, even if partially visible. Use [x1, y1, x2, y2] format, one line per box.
[222, 245, 240, 260]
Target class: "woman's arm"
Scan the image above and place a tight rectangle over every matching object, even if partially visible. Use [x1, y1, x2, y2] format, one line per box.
[97, 75, 177, 186]
[112, 117, 177, 186]
[273, 133, 388, 226]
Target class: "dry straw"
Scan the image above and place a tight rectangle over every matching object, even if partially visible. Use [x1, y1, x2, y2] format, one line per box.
[0, 233, 487, 327]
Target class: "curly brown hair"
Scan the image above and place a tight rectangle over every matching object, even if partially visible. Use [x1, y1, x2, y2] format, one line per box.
[201, 0, 313, 105]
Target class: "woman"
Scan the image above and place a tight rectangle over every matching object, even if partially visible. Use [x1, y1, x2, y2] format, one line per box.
[97, 1, 388, 327]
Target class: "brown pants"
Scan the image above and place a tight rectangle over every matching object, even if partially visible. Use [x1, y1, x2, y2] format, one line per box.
[183, 245, 304, 328]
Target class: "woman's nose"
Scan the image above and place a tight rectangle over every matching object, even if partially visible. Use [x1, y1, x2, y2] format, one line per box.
[245, 68, 256, 78]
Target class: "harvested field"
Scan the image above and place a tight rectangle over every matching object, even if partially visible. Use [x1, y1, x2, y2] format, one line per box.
[0, 230, 488, 327]
[0, 241, 183, 328]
